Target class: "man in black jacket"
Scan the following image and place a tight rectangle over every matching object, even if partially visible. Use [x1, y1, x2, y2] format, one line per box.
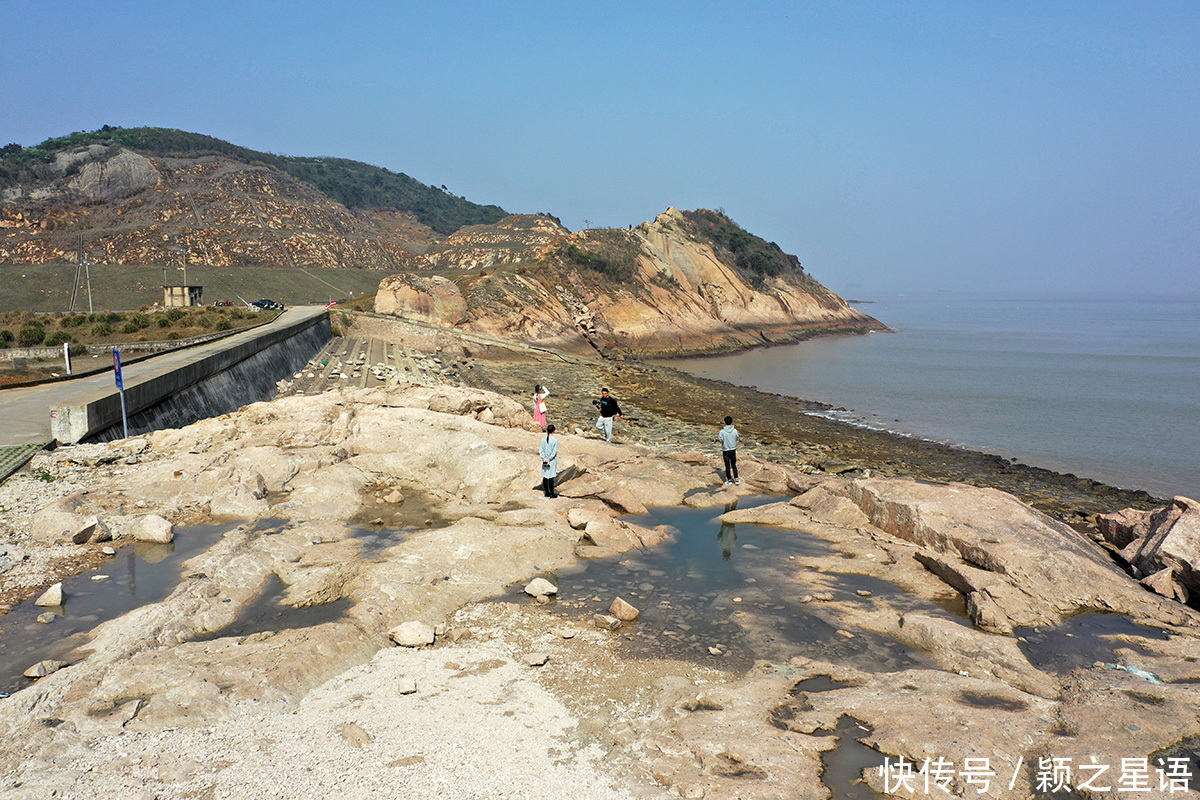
[592, 388, 623, 443]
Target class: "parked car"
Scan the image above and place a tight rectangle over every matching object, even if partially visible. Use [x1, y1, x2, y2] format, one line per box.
[213, 300, 234, 307]
[251, 299, 284, 310]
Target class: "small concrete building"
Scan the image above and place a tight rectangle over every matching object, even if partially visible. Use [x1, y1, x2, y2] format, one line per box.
[164, 285, 203, 307]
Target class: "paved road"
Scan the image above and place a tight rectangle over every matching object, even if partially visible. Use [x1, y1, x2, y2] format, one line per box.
[0, 306, 325, 447]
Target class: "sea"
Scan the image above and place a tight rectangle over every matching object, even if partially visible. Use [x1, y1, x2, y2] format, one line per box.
[666, 292, 1200, 501]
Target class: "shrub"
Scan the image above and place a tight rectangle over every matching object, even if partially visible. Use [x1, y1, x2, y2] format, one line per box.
[60, 314, 87, 328]
[91, 321, 114, 336]
[194, 314, 213, 328]
[214, 319, 232, 331]
[68, 343, 88, 357]
[0, 330, 12, 347]
[166, 332, 180, 340]
[157, 317, 172, 328]
[102, 311, 123, 324]
[17, 321, 45, 347]
[120, 322, 141, 334]
[166, 308, 185, 322]
[127, 313, 151, 330]
[44, 331, 73, 347]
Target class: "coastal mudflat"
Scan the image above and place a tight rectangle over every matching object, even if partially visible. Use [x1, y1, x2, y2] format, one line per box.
[1, 315, 1197, 799]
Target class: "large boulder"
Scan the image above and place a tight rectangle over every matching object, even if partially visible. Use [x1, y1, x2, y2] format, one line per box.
[374, 274, 468, 326]
[1114, 497, 1200, 598]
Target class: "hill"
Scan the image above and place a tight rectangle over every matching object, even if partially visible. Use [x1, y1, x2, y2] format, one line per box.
[0, 126, 506, 235]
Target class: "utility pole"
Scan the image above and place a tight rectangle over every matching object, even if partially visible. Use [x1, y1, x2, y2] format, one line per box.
[583, 219, 591, 230]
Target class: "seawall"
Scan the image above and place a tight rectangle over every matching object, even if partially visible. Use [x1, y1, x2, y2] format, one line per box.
[49, 308, 331, 443]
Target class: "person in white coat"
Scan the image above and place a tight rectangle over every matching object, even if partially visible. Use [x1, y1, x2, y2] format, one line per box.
[539, 424, 559, 498]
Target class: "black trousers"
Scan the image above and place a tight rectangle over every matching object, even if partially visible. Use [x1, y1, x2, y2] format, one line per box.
[722, 450, 738, 481]
[542, 477, 557, 497]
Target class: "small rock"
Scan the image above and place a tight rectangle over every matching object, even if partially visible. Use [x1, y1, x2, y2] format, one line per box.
[338, 722, 373, 748]
[535, 594, 551, 605]
[732, 597, 743, 604]
[397, 677, 417, 695]
[524, 577, 558, 597]
[71, 515, 113, 545]
[91, 574, 109, 582]
[837, 629, 855, 638]
[389, 621, 436, 647]
[370, 518, 384, 526]
[35, 583, 63, 607]
[707, 646, 722, 655]
[526, 653, 549, 667]
[384, 490, 404, 504]
[856, 590, 872, 598]
[24, 660, 68, 679]
[801, 595, 814, 604]
[36, 612, 56, 624]
[446, 627, 472, 643]
[552, 628, 577, 639]
[609, 597, 640, 621]
[593, 614, 621, 631]
[101, 546, 116, 556]
[813, 592, 835, 602]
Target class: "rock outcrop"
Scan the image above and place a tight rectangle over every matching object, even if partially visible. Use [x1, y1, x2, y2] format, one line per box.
[375, 208, 883, 355]
[1099, 496, 1200, 602]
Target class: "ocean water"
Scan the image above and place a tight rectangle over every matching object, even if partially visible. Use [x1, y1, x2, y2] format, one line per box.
[667, 292, 1200, 500]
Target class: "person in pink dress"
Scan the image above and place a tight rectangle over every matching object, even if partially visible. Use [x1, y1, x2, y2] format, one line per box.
[532, 384, 550, 430]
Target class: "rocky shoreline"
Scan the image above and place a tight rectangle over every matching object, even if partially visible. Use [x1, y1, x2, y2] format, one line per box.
[1, 314, 1197, 799]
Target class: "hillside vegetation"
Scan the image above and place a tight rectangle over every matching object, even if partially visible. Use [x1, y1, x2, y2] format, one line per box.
[0, 126, 506, 235]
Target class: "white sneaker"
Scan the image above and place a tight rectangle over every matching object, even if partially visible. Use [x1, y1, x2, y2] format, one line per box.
[723, 480, 733, 486]
[734, 479, 741, 485]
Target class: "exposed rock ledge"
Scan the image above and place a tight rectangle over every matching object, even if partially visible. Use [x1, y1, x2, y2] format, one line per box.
[0, 384, 1198, 799]
[375, 207, 884, 356]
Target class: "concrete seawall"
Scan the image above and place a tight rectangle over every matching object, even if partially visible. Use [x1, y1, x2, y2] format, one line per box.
[49, 307, 331, 443]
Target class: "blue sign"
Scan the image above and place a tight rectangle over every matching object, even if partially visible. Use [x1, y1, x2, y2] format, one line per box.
[113, 349, 123, 390]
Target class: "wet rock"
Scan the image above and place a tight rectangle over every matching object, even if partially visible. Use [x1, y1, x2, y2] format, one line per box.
[24, 660, 69, 679]
[524, 577, 558, 597]
[609, 597, 640, 621]
[593, 614, 621, 631]
[37, 612, 56, 624]
[389, 621, 436, 647]
[132, 514, 174, 544]
[35, 582, 63, 607]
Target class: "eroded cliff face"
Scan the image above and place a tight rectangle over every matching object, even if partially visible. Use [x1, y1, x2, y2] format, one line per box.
[375, 207, 884, 356]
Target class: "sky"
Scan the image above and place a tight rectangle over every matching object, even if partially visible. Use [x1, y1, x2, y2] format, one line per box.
[2, 1, 1197, 297]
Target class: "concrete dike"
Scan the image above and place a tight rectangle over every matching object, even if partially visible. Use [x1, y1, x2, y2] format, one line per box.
[36, 306, 330, 444]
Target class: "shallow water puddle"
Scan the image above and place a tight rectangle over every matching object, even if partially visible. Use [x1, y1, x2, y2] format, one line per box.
[526, 498, 945, 672]
[821, 715, 886, 800]
[0, 522, 238, 695]
[195, 574, 350, 640]
[1014, 613, 1170, 675]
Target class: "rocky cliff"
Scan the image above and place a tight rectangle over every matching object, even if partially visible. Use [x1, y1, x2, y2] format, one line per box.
[375, 207, 884, 356]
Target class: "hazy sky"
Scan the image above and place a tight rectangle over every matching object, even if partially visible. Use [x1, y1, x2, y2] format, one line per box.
[3, 1, 1197, 296]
